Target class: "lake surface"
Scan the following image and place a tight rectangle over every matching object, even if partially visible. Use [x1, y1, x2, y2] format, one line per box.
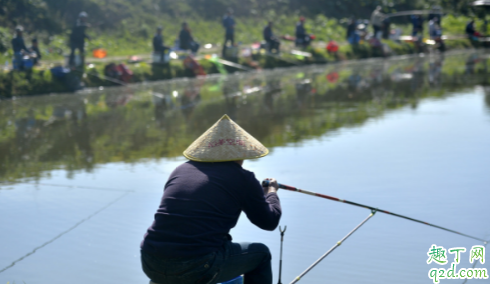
[1, 51, 489, 284]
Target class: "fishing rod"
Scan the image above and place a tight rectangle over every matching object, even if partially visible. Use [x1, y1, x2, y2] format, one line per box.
[262, 180, 488, 243]
[290, 211, 376, 284]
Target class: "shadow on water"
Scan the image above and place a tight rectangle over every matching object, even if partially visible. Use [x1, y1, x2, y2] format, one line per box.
[1, 51, 490, 183]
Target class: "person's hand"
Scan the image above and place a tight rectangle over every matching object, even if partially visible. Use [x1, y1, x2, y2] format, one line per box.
[263, 178, 278, 194]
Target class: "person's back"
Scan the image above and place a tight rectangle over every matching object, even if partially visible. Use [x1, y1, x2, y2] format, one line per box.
[263, 25, 272, 41]
[179, 27, 192, 50]
[141, 161, 281, 257]
[70, 21, 88, 46]
[223, 15, 235, 35]
[466, 21, 475, 36]
[12, 35, 27, 53]
[371, 9, 383, 27]
[153, 33, 163, 52]
[295, 22, 305, 39]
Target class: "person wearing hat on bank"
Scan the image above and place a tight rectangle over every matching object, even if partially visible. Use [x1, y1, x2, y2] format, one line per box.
[69, 11, 91, 67]
[295, 17, 310, 47]
[12, 26, 28, 70]
[141, 114, 281, 284]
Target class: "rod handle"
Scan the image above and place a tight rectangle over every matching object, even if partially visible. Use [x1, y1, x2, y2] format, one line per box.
[262, 179, 285, 189]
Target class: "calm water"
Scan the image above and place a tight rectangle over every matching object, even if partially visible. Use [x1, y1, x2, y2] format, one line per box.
[1, 51, 489, 284]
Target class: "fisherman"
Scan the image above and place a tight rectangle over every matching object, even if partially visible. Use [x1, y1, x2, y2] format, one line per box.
[153, 26, 170, 63]
[140, 114, 281, 284]
[411, 15, 424, 37]
[370, 6, 384, 38]
[30, 38, 42, 65]
[295, 17, 310, 47]
[69, 11, 90, 67]
[12, 26, 28, 70]
[429, 18, 438, 39]
[179, 22, 200, 54]
[428, 5, 442, 26]
[263, 21, 280, 53]
[346, 17, 357, 40]
[466, 20, 476, 39]
[222, 9, 236, 56]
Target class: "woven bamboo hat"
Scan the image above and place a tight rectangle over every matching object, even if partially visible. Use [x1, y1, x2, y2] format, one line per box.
[183, 114, 269, 162]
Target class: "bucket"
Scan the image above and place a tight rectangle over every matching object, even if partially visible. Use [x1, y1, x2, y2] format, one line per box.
[23, 57, 34, 69]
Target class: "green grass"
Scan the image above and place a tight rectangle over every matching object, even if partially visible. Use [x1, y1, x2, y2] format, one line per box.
[1, 14, 486, 65]
[0, 14, 487, 97]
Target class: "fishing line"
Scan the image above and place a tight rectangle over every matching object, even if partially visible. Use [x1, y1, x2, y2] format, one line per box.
[262, 180, 488, 243]
[19, 182, 134, 192]
[0, 192, 130, 274]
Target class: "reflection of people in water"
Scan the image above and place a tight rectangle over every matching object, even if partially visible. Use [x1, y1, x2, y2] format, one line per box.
[105, 90, 134, 108]
[429, 55, 444, 88]
[180, 82, 202, 121]
[222, 78, 241, 120]
[465, 53, 479, 75]
[410, 57, 425, 92]
[15, 109, 40, 153]
[153, 92, 174, 129]
[295, 79, 313, 108]
[263, 77, 282, 112]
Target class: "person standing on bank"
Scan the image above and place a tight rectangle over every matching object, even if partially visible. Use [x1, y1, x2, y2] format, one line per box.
[12, 26, 28, 70]
[370, 6, 384, 38]
[153, 26, 170, 63]
[69, 12, 90, 67]
[140, 114, 282, 284]
[222, 9, 236, 56]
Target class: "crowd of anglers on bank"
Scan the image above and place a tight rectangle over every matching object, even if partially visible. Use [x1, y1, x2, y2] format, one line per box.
[8, 6, 489, 72]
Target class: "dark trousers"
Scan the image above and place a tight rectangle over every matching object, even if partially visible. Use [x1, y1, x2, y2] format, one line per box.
[141, 241, 272, 284]
[373, 25, 381, 37]
[69, 43, 85, 67]
[222, 33, 235, 56]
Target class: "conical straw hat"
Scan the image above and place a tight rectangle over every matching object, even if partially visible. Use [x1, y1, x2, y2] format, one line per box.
[184, 114, 269, 162]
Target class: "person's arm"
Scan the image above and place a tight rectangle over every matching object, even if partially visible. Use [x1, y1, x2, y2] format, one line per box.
[241, 175, 281, 231]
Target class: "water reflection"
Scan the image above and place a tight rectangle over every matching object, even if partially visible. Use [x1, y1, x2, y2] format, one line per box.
[1, 51, 490, 183]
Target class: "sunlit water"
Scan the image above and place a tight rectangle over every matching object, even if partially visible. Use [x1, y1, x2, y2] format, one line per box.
[1, 51, 489, 284]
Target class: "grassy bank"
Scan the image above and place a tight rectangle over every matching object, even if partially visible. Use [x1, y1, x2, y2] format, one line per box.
[0, 14, 484, 98]
[0, 39, 477, 98]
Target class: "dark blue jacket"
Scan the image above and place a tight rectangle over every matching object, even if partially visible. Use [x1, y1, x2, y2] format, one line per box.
[12, 36, 27, 53]
[153, 34, 164, 52]
[141, 161, 282, 257]
[263, 26, 273, 41]
[222, 16, 235, 35]
[295, 22, 306, 39]
[70, 21, 90, 46]
[179, 29, 193, 50]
